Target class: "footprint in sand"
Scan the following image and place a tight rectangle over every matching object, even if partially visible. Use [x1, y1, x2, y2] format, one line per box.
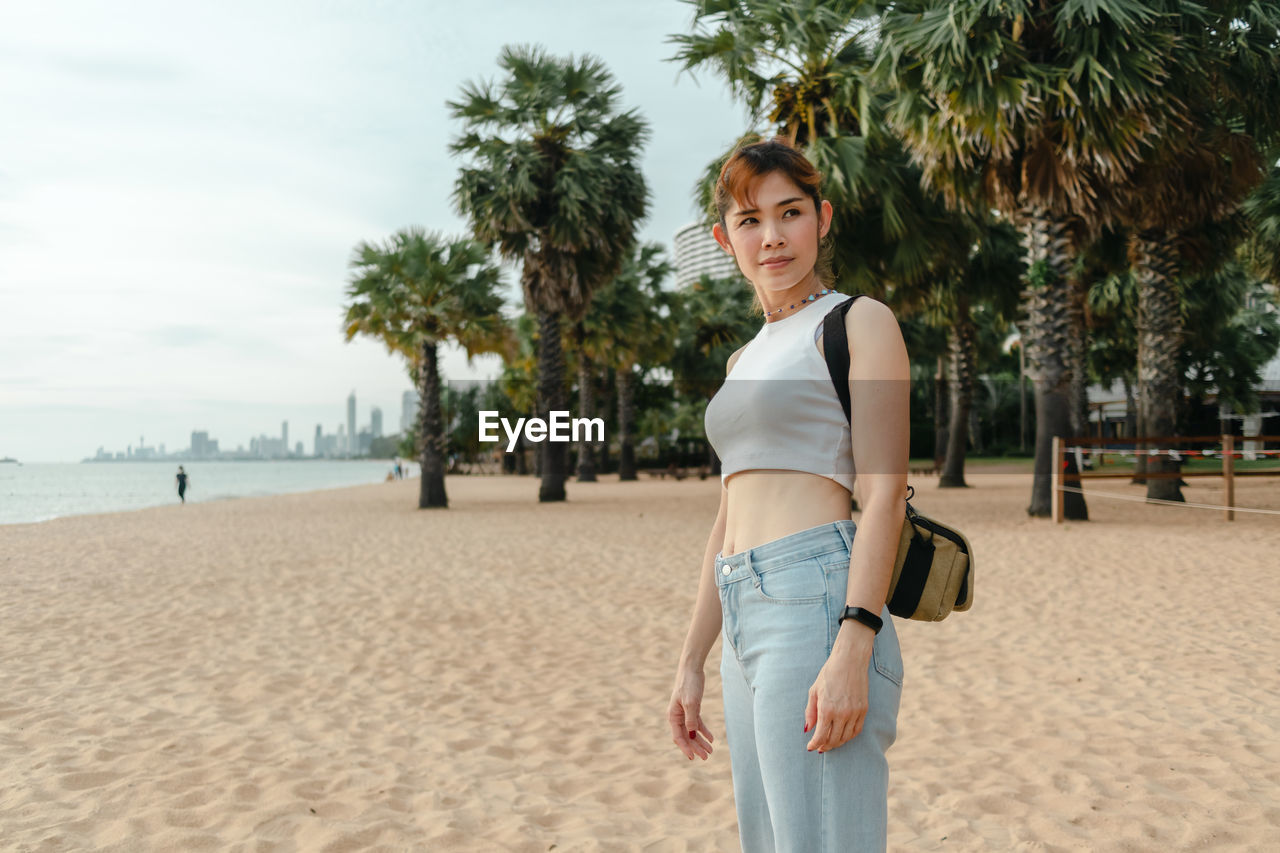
[446, 736, 483, 752]
[60, 771, 120, 790]
[233, 783, 260, 802]
[484, 744, 516, 760]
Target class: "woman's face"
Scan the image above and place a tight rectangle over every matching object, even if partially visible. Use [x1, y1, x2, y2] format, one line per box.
[712, 170, 833, 295]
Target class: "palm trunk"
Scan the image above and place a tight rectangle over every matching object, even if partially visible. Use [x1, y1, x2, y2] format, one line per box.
[1017, 327, 1028, 452]
[933, 355, 949, 470]
[513, 430, 528, 475]
[1069, 274, 1091, 438]
[1130, 230, 1185, 502]
[574, 322, 598, 482]
[617, 366, 638, 481]
[597, 367, 614, 474]
[1019, 202, 1088, 519]
[1123, 375, 1138, 439]
[1125, 375, 1146, 484]
[537, 308, 568, 502]
[417, 340, 448, 509]
[940, 291, 975, 488]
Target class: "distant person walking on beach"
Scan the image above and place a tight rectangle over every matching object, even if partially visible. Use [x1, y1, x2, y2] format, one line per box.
[667, 138, 910, 852]
[175, 466, 188, 504]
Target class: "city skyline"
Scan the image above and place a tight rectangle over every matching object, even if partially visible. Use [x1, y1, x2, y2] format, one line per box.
[82, 388, 419, 463]
[1, 2, 743, 463]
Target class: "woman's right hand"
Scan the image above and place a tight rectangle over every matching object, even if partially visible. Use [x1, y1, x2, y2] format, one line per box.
[668, 667, 714, 761]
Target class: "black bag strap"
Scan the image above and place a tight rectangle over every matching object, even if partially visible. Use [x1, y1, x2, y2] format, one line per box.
[822, 294, 864, 424]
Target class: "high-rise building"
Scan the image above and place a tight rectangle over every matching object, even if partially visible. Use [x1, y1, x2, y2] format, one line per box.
[314, 424, 323, 457]
[347, 391, 357, 455]
[254, 435, 287, 458]
[191, 430, 210, 458]
[673, 222, 741, 290]
[282, 420, 288, 455]
[371, 407, 383, 438]
[401, 390, 419, 433]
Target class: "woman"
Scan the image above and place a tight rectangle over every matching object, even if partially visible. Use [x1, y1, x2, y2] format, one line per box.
[666, 137, 910, 852]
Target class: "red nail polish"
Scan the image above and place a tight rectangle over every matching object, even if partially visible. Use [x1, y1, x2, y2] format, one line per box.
[689, 731, 696, 739]
[804, 723, 809, 733]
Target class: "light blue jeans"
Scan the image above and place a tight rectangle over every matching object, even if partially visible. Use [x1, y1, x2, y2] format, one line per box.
[715, 519, 902, 853]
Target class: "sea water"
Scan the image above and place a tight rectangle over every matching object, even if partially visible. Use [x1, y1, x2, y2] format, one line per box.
[0, 460, 415, 525]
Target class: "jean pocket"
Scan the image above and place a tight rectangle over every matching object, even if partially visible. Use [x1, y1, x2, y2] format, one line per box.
[753, 558, 827, 605]
[872, 625, 904, 687]
[817, 549, 851, 573]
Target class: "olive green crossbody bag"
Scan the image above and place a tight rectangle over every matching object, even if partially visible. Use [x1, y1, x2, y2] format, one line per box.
[822, 296, 975, 622]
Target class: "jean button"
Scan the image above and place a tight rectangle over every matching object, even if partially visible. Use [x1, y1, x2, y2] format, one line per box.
[721, 565, 731, 575]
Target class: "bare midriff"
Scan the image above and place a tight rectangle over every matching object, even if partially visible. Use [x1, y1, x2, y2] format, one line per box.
[720, 469, 854, 557]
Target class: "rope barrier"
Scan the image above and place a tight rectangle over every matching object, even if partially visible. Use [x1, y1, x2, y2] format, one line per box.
[1055, 484, 1280, 515]
[1065, 447, 1280, 460]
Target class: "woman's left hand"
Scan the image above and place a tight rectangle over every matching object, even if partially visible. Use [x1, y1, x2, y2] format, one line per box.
[804, 645, 871, 753]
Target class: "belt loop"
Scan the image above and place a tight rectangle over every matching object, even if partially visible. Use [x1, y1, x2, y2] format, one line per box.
[834, 519, 854, 553]
[744, 550, 761, 587]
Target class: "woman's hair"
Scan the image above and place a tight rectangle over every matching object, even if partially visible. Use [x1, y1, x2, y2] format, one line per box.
[713, 136, 834, 300]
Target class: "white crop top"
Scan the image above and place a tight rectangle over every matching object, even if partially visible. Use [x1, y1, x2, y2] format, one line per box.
[704, 291, 855, 493]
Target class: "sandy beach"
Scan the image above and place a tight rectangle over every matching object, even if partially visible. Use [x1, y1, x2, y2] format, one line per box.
[2, 470, 1278, 852]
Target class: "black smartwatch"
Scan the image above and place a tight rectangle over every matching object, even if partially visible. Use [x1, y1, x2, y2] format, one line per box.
[839, 606, 883, 635]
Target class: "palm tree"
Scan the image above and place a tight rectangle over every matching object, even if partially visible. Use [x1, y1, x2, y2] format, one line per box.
[1116, 3, 1280, 501]
[875, 1, 1206, 517]
[669, 0, 966, 295]
[1083, 229, 1280, 477]
[1243, 162, 1280, 283]
[1079, 232, 1145, 478]
[496, 312, 541, 476]
[566, 315, 606, 482]
[449, 44, 650, 502]
[1180, 260, 1280, 428]
[578, 242, 677, 481]
[669, 0, 996, 495]
[874, 216, 1020, 486]
[343, 227, 506, 509]
[932, 223, 1025, 487]
[562, 246, 671, 483]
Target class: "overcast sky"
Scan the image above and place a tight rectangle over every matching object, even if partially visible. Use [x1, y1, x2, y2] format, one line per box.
[0, 0, 747, 462]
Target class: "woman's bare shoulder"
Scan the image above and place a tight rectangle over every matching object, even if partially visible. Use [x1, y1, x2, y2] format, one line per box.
[845, 296, 908, 377]
[845, 294, 895, 325]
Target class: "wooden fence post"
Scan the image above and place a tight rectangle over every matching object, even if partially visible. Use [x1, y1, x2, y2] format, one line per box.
[1223, 433, 1235, 522]
[1052, 435, 1064, 523]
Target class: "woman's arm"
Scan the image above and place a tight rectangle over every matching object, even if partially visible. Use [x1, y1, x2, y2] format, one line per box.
[833, 297, 910, 656]
[677, 482, 728, 671]
[668, 480, 727, 761]
[677, 343, 746, 670]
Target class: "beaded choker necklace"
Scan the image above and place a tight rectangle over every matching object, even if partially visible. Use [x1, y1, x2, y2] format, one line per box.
[763, 288, 838, 322]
